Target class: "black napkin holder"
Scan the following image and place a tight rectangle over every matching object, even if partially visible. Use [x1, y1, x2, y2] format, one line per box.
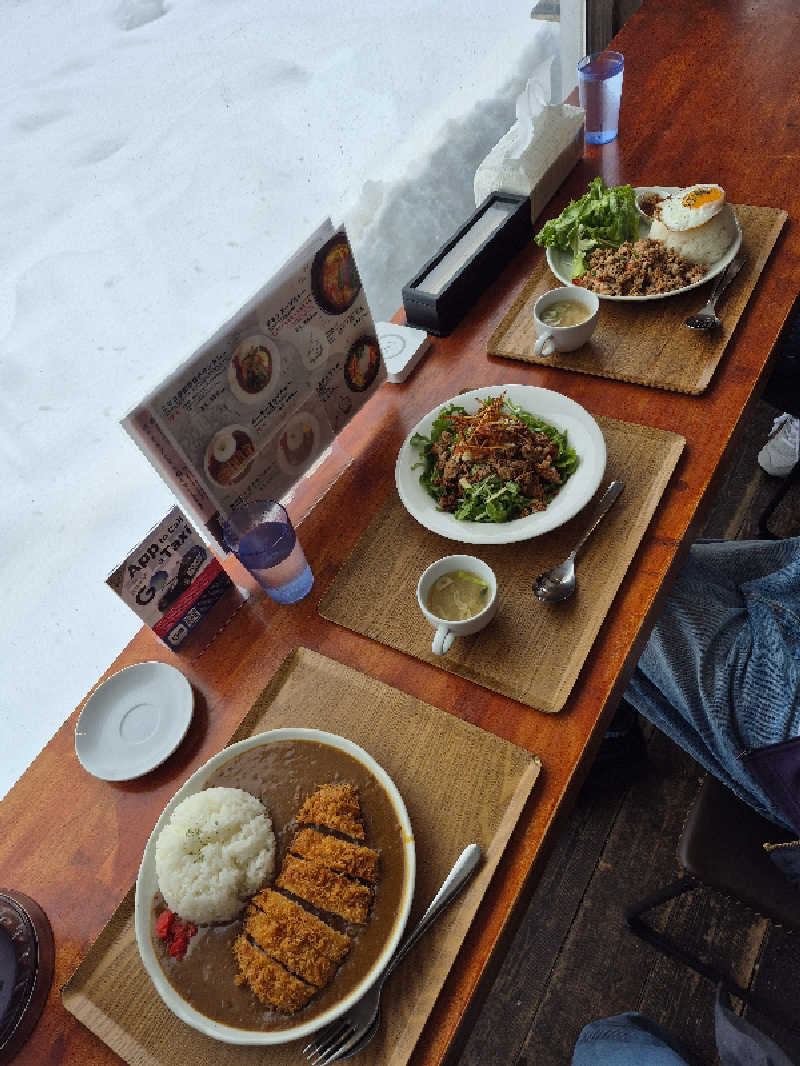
[402, 192, 531, 337]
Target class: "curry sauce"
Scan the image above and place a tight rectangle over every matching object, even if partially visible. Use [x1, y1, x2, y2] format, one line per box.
[150, 739, 408, 1032]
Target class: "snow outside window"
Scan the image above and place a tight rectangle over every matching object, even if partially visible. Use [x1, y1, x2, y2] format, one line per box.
[1, 1, 576, 797]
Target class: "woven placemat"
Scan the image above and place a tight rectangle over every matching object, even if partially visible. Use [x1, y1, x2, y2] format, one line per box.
[319, 417, 684, 713]
[62, 648, 540, 1066]
[488, 205, 786, 394]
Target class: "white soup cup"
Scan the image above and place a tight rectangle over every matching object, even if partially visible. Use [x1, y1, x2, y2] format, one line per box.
[533, 285, 599, 356]
[416, 555, 498, 656]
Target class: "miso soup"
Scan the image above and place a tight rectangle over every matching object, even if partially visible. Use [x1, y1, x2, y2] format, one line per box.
[426, 570, 490, 621]
[539, 300, 590, 328]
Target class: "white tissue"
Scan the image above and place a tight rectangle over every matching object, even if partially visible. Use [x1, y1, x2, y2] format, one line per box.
[508, 74, 551, 162]
[474, 62, 585, 225]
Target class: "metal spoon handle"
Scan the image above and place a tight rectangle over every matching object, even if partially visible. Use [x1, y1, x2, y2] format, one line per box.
[382, 844, 482, 980]
[705, 254, 744, 310]
[570, 479, 624, 560]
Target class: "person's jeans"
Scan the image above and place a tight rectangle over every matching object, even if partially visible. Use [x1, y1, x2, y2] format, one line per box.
[572, 985, 796, 1065]
[624, 537, 800, 831]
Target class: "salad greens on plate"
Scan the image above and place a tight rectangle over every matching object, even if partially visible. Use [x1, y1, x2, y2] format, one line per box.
[410, 394, 578, 524]
[534, 177, 639, 277]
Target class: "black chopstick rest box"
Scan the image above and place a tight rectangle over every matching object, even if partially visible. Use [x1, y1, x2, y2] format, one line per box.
[402, 192, 532, 337]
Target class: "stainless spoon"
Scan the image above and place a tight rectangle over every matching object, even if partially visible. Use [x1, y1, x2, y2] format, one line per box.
[684, 254, 744, 330]
[532, 479, 624, 602]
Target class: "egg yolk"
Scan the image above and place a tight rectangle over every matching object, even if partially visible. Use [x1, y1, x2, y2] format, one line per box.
[682, 187, 723, 210]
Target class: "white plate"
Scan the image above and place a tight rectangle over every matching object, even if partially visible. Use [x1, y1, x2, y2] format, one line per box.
[395, 384, 606, 545]
[75, 662, 193, 781]
[545, 186, 743, 301]
[227, 333, 281, 405]
[134, 728, 416, 1046]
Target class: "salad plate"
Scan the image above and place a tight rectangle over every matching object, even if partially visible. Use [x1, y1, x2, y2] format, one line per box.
[546, 186, 742, 302]
[395, 385, 606, 545]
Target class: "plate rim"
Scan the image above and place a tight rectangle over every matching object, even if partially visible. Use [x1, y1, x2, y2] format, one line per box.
[134, 726, 416, 1046]
[395, 384, 607, 545]
[545, 186, 743, 301]
[74, 661, 194, 782]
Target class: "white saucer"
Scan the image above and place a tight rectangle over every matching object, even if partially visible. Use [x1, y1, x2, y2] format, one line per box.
[75, 662, 194, 781]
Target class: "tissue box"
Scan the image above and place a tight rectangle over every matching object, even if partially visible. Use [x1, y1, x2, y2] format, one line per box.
[474, 103, 585, 227]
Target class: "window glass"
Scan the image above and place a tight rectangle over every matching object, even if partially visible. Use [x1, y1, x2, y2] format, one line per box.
[1, 1, 574, 796]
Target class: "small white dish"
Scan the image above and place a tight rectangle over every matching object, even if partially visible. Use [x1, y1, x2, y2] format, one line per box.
[75, 662, 194, 781]
[635, 185, 670, 222]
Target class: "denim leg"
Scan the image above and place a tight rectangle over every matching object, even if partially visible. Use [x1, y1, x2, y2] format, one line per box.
[572, 1013, 691, 1065]
[625, 538, 800, 830]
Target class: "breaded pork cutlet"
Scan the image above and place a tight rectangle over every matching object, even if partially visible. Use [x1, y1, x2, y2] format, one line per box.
[290, 828, 379, 883]
[233, 935, 316, 1014]
[251, 888, 351, 961]
[245, 891, 350, 987]
[245, 906, 338, 988]
[296, 783, 365, 840]
[276, 854, 373, 924]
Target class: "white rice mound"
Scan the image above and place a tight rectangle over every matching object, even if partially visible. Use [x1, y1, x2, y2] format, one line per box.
[648, 203, 738, 265]
[154, 787, 275, 923]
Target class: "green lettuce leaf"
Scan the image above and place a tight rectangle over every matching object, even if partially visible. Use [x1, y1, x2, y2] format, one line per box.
[535, 177, 639, 277]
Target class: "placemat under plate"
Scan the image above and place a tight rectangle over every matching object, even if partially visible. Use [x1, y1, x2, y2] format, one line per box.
[319, 416, 684, 714]
[487, 205, 786, 394]
[61, 648, 541, 1066]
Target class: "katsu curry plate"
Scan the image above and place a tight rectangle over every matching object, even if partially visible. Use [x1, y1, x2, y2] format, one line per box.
[134, 728, 415, 1044]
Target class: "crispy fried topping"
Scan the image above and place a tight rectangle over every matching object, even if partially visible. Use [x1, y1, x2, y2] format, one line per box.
[276, 855, 373, 924]
[296, 783, 366, 840]
[290, 829, 379, 884]
[250, 888, 351, 963]
[430, 393, 562, 515]
[233, 935, 317, 1014]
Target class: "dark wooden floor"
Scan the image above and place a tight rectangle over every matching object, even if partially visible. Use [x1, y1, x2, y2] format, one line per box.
[454, 397, 800, 1066]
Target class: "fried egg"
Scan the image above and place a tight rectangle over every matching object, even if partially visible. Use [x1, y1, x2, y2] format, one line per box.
[658, 184, 726, 231]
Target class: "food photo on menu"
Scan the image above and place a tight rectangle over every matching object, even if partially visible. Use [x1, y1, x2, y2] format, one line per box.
[228, 334, 280, 402]
[123, 220, 386, 547]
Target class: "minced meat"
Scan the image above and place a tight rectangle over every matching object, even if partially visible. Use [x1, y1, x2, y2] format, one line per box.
[573, 238, 706, 296]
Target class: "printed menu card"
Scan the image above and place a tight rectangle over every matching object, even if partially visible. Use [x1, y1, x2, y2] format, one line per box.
[123, 220, 385, 546]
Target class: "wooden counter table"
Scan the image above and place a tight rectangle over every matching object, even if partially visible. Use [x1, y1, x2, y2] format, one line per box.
[2, 0, 798, 1062]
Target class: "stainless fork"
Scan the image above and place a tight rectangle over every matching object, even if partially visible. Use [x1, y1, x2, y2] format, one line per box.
[303, 843, 482, 1065]
[684, 254, 744, 330]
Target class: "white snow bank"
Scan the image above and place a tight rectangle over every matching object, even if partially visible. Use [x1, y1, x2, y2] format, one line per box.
[0, 0, 557, 797]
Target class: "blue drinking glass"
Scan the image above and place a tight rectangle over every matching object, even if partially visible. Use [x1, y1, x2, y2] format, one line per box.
[222, 500, 313, 604]
[577, 51, 624, 145]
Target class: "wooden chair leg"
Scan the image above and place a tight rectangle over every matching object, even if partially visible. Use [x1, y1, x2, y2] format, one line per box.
[626, 878, 800, 1033]
[759, 460, 800, 539]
